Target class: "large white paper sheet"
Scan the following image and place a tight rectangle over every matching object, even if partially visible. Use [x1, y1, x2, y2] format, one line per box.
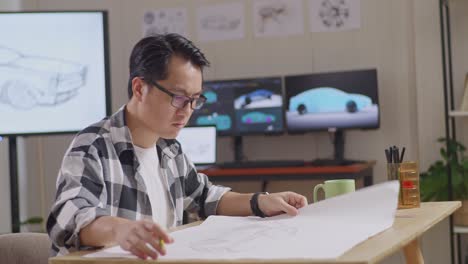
[84, 181, 399, 260]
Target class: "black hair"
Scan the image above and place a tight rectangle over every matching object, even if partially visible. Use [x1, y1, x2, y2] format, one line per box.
[127, 33, 210, 98]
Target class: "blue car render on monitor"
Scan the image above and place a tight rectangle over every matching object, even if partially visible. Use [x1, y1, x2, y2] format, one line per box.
[285, 69, 379, 132]
[188, 77, 284, 136]
[189, 80, 235, 135]
[232, 77, 284, 134]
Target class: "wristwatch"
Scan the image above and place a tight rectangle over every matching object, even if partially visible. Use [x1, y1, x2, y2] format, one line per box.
[250, 192, 269, 218]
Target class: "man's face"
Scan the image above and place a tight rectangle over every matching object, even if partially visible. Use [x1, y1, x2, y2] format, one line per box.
[140, 55, 203, 139]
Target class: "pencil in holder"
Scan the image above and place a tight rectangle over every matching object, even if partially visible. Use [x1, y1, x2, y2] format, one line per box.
[387, 163, 400, 181]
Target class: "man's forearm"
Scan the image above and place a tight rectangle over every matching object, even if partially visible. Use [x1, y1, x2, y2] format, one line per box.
[79, 216, 130, 247]
[216, 192, 254, 216]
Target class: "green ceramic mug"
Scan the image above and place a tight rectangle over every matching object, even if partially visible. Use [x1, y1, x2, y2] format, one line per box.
[313, 179, 356, 202]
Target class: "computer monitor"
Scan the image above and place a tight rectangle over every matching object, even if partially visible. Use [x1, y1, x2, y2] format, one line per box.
[176, 126, 216, 165]
[188, 77, 284, 136]
[285, 69, 379, 132]
[0, 11, 110, 136]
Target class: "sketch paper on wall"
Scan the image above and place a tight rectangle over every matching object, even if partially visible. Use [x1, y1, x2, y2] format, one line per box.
[0, 12, 107, 135]
[196, 3, 245, 42]
[84, 181, 399, 260]
[309, 0, 361, 32]
[253, 0, 304, 37]
[142, 8, 188, 37]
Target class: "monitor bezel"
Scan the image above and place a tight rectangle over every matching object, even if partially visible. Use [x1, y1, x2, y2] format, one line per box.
[0, 10, 112, 137]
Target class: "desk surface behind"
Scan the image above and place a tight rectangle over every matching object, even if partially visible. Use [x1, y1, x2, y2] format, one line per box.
[199, 161, 376, 177]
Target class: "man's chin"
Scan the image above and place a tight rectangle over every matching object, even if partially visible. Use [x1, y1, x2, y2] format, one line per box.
[161, 127, 181, 139]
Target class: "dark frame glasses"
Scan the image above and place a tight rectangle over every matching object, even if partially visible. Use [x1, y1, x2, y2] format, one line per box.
[143, 78, 207, 110]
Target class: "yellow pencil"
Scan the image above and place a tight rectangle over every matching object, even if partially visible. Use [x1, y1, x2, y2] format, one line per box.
[159, 239, 165, 249]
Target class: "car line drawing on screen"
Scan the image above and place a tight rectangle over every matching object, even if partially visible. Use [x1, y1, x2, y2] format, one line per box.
[241, 111, 276, 124]
[289, 87, 372, 115]
[0, 46, 87, 110]
[196, 113, 232, 131]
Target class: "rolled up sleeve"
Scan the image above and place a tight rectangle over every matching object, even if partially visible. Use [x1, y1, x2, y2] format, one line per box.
[183, 165, 231, 218]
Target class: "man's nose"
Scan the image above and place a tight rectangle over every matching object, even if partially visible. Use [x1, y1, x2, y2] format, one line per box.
[177, 101, 192, 115]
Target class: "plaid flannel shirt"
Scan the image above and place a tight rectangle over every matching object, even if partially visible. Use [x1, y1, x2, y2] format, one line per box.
[46, 106, 230, 256]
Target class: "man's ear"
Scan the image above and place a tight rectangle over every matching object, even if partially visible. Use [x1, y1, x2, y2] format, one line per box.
[131, 77, 146, 102]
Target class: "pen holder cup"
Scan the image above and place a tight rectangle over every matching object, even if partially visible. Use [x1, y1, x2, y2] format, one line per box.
[387, 163, 400, 181]
[387, 162, 420, 209]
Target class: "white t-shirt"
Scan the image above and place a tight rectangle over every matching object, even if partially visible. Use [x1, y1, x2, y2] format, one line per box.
[133, 145, 174, 229]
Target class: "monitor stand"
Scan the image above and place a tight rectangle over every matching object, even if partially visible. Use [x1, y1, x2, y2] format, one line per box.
[231, 132, 359, 167]
[7, 136, 20, 232]
[234, 136, 244, 162]
[333, 129, 345, 162]
[310, 130, 361, 166]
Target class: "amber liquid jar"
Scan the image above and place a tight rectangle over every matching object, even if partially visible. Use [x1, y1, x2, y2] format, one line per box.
[398, 161, 420, 209]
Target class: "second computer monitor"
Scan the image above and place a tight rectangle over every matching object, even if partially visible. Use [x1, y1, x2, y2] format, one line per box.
[285, 69, 379, 132]
[176, 126, 216, 165]
[189, 77, 284, 136]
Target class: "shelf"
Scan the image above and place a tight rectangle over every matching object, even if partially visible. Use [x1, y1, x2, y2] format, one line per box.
[449, 111, 468, 117]
[453, 225, 468, 234]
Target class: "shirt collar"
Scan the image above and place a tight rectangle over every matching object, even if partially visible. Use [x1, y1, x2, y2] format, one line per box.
[109, 105, 181, 160]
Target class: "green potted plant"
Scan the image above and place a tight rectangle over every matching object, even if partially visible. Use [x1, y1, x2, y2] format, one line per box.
[420, 138, 468, 225]
[20, 216, 44, 232]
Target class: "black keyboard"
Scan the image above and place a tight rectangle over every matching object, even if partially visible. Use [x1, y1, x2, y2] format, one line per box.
[308, 159, 363, 167]
[217, 160, 306, 169]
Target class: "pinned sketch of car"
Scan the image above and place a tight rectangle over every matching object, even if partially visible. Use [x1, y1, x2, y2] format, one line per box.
[289, 87, 372, 115]
[0, 46, 87, 110]
[196, 113, 232, 131]
[203, 90, 217, 104]
[200, 15, 241, 31]
[241, 111, 276, 124]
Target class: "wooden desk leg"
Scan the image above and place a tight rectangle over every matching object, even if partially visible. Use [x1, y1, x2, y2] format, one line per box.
[403, 239, 424, 264]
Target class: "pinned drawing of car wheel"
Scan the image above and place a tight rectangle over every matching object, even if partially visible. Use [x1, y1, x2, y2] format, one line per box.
[0, 46, 87, 110]
[289, 87, 372, 115]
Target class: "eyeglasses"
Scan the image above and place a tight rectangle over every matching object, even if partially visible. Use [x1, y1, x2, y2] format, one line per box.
[144, 79, 207, 110]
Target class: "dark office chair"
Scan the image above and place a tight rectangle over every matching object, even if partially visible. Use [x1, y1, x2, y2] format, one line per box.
[0, 232, 50, 264]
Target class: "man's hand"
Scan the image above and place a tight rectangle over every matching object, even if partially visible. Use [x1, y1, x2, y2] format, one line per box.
[257, 192, 308, 217]
[113, 219, 174, 260]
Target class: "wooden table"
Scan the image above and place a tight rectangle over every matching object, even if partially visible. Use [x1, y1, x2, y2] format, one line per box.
[49, 201, 460, 264]
[200, 162, 375, 192]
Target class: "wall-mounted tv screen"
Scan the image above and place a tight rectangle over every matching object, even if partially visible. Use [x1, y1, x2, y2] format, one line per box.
[188, 77, 284, 136]
[285, 69, 379, 132]
[0, 11, 110, 136]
